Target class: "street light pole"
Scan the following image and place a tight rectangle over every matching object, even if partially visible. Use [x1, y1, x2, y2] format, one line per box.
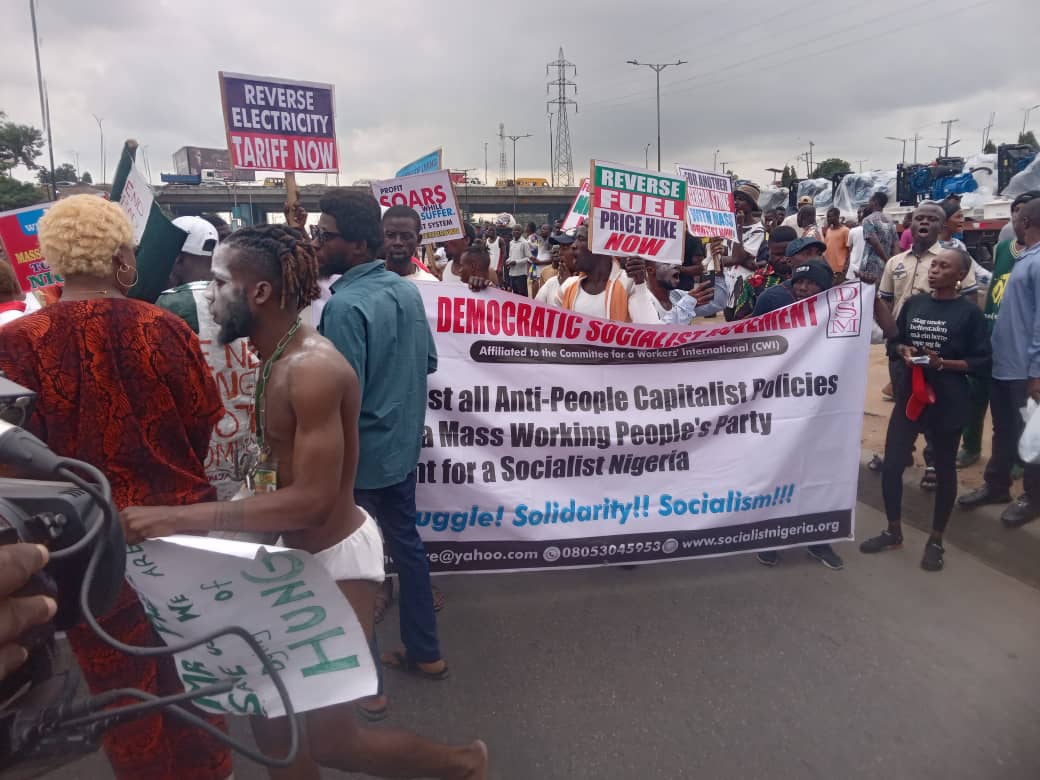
[91, 113, 105, 187]
[29, 0, 57, 200]
[713, 148, 720, 172]
[506, 133, 532, 215]
[627, 59, 687, 171]
[885, 136, 907, 164]
[644, 143, 652, 168]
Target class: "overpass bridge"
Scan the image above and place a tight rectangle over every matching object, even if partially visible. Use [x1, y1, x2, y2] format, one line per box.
[155, 184, 580, 225]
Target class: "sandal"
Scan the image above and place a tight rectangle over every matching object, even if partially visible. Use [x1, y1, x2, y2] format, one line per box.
[373, 585, 394, 625]
[356, 698, 389, 722]
[432, 585, 446, 612]
[867, 454, 884, 473]
[920, 467, 937, 492]
[381, 650, 451, 681]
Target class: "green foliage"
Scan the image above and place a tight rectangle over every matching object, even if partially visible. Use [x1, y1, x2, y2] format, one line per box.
[983, 140, 997, 154]
[1019, 131, 1039, 150]
[780, 164, 798, 188]
[0, 175, 45, 211]
[0, 111, 44, 175]
[81, 171, 93, 184]
[810, 158, 852, 179]
[37, 163, 79, 186]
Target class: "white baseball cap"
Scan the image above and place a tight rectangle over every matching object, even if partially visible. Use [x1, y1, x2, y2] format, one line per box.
[173, 216, 220, 256]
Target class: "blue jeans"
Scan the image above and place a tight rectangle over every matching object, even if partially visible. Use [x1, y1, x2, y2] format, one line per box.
[355, 474, 442, 664]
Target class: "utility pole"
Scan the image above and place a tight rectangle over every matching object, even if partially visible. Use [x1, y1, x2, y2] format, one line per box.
[483, 142, 488, 185]
[940, 118, 959, 157]
[911, 132, 923, 163]
[451, 168, 476, 221]
[855, 159, 868, 173]
[981, 112, 996, 150]
[505, 132, 532, 215]
[498, 123, 507, 183]
[884, 136, 907, 164]
[645, 143, 652, 169]
[719, 161, 733, 179]
[807, 140, 815, 176]
[68, 150, 79, 179]
[29, 0, 57, 199]
[627, 58, 687, 171]
[91, 113, 104, 187]
[546, 48, 577, 186]
[1023, 104, 1040, 135]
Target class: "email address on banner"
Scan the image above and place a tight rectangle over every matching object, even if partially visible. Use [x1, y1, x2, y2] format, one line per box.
[383, 548, 541, 568]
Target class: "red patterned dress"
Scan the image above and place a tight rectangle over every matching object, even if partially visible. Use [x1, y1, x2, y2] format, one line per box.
[0, 298, 232, 780]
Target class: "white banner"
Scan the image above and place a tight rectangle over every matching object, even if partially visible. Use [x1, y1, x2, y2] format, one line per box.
[126, 535, 377, 717]
[118, 163, 153, 245]
[412, 284, 872, 572]
[371, 169, 464, 245]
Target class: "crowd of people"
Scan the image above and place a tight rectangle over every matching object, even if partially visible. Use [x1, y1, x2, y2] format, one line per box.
[1, 178, 1040, 780]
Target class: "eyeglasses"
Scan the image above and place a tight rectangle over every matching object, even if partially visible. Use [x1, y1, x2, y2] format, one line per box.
[315, 228, 341, 246]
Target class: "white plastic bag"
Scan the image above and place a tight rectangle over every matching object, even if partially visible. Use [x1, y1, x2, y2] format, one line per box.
[1018, 399, 1040, 464]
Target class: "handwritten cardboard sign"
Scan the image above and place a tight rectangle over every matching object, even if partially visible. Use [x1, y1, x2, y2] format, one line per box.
[127, 536, 377, 717]
[676, 165, 737, 240]
[118, 163, 154, 244]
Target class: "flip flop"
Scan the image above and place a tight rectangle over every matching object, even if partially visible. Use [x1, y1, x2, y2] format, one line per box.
[381, 650, 451, 681]
[432, 585, 446, 612]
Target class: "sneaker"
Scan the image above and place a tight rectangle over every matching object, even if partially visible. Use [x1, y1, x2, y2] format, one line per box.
[920, 540, 944, 571]
[955, 449, 980, 469]
[957, 484, 1012, 509]
[859, 529, 903, 554]
[1001, 496, 1040, 528]
[807, 544, 844, 570]
[756, 550, 780, 567]
[920, 467, 937, 492]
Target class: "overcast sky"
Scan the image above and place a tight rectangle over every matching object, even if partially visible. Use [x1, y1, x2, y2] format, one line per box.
[1, 0, 1034, 190]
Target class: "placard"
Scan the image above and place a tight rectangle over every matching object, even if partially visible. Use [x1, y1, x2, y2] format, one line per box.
[371, 170, 464, 245]
[676, 165, 737, 240]
[0, 203, 62, 293]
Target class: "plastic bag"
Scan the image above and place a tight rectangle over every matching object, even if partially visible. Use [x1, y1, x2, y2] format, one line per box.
[1018, 399, 1040, 464]
[832, 171, 897, 218]
[1004, 155, 1040, 199]
[757, 186, 788, 213]
[796, 179, 833, 209]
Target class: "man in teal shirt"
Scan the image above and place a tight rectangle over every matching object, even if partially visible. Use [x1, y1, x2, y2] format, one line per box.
[315, 190, 446, 682]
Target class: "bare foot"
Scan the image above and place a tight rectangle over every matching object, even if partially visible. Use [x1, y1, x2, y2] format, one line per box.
[453, 740, 488, 780]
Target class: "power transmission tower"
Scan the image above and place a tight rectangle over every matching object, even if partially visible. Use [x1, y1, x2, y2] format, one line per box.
[498, 123, 508, 182]
[546, 47, 577, 186]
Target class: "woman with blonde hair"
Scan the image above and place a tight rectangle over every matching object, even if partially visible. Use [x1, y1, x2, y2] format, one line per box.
[0, 195, 232, 779]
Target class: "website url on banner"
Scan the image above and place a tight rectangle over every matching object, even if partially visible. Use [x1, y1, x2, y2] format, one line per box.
[383, 511, 853, 573]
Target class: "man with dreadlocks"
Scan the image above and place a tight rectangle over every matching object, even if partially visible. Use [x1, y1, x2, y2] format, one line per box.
[122, 224, 488, 780]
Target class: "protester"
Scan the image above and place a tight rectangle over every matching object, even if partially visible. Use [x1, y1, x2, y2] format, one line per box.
[730, 226, 798, 319]
[795, 204, 822, 240]
[939, 197, 992, 288]
[313, 189, 450, 680]
[200, 211, 233, 241]
[898, 212, 914, 252]
[860, 192, 898, 278]
[957, 197, 1040, 527]
[678, 234, 708, 291]
[846, 208, 867, 278]
[123, 223, 487, 779]
[536, 232, 577, 304]
[382, 205, 439, 283]
[0, 544, 56, 684]
[782, 196, 813, 229]
[714, 182, 766, 319]
[956, 191, 1040, 470]
[823, 207, 850, 277]
[861, 247, 991, 571]
[530, 223, 553, 295]
[642, 259, 726, 324]
[485, 225, 508, 282]
[460, 244, 492, 283]
[156, 216, 255, 502]
[441, 223, 478, 283]
[0, 195, 233, 780]
[0, 260, 31, 326]
[550, 225, 660, 322]
[505, 224, 533, 296]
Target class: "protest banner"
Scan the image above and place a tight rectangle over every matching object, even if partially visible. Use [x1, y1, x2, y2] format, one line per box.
[676, 165, 737, 241]
[396, 148, 443, 178]
[560, 178, 590, 231]
[410, 283, 871, 573]
[0, 202, 62, 293]
[127, 535, 377, 717]
[372, 170, 464, 245]
[118, 162, 154, 244]
[219, 71, 338, 172]
[588, 160, 686, 264]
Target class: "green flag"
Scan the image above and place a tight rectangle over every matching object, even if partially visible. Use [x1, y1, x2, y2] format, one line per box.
[110, 141, 186, 303]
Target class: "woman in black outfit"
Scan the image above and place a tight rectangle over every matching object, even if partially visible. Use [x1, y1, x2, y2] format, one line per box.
[861, 246, 991, 571]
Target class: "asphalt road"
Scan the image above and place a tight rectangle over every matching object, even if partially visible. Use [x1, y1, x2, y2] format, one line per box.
[35, 502, 1040, 780]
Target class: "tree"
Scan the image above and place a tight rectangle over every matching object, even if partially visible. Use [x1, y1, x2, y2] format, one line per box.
[0, 175, 44, 211]
[983, 140, 997, 154]
[810, 157, 852, 179]
[780, 164, 798, 188]
[80, 171, 93, 184]
[0, 111, 44, 175]
[1020, 131, 1039, 150]
[37, 163, 79, 186]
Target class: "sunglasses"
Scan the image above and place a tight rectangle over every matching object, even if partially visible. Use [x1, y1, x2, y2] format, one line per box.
[315, 228, 341, 246]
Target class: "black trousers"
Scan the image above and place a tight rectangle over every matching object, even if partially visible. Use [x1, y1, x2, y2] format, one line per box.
[889, 360, 933, 467]
[882, 407, 960, 534]
[507, 274, 529, 296]
[984, 379, 1040, 498]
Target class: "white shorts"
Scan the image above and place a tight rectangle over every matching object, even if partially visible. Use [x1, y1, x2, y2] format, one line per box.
[310, 510, 386, 584]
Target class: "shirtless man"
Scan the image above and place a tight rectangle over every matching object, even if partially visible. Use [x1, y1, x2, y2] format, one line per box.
[122, 224, 487, 780]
